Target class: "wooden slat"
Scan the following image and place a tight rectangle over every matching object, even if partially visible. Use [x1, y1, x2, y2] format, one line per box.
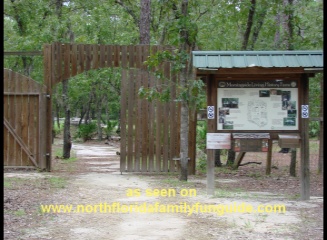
[134, 69, 141, 171]
[92, 44, 99, 69]
[128, 45, 134, 68]
[121, 45, 127, 68]
[155, 95, 162, 172]
[127, 70, 135, 171]
[148, 74, 155, 172]
[162, 62, 170, 172]
[141, 70, 148, 172]
[120, 70, 128, 172]
[55, 43, 62, 85]
[63, 44, 71, 80]
[99, 45, 106, 68]
[85, 45, 91, 71]
[21, 75, 29, 166]
[169, 72, 177, 172]
[107, 45, 113, 68]
[78, 44, 85, 74]
[115, 45, 121, 67]
[39, 90, 47, 169]
[3, 69, 9, 165]
[71, 44, 78, 77]
[14, 72, 22, 166]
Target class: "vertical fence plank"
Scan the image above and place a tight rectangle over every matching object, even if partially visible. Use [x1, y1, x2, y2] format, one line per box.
[127, 70, 135, 171]
[55, 43, 62, 85]
[85, 44, 91, 71]
[121, 45, 127, 69]
[128, 45, 134, 68]
[148, 74, 155, 172]
[78, 44, 85, 74]
[134, 69, 141, 171]
[169, 72, 177, 172]
[120, 70, 128, 172]
[141, 69, 148, 172]
[20, 76, 29, 166]
[3, 70, 9, 166]
[107, 45, 113, 68]
[8, 71, 16, 166]
[92, 44, 99, 69]
[71, 44, 77, 77]
[64, 44, 71, 80]
[100, 45, 106, 68]
[28, 78, 37, 166]
[39, 86, 47, 169]
[14, 72, 22, 166]
[162, 62, 170, 172]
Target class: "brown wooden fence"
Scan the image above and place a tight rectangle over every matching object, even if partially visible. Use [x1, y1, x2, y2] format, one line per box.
[120, 69, 183, 173]
[43, 43, 196, 174]
[3, 69, 47, 169]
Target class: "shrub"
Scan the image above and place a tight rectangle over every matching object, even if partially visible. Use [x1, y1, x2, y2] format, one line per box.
[103, 120, 118, 139]
[309, 121, 320, 138]
[75, 122, 97, 142]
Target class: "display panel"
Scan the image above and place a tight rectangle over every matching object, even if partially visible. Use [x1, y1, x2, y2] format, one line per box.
[217, 80, 298, 130]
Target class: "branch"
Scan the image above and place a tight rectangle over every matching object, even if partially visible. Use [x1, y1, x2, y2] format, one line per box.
[114, 0, 140, 27]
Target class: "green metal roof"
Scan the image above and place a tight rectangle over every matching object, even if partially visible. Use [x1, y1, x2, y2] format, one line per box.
[192, 50, 323, 70]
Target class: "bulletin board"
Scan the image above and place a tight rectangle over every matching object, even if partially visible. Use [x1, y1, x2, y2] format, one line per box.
[217, 80, 299, 131]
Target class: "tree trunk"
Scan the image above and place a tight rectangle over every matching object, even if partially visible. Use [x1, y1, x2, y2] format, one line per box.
[96, 98, 103, 141]
[178, 0, 193, 181]
[241, 0, 256, 50]
[62, 79, 71, 159]
[215, 150, 222, 167]
[290, 148, 296, 177]
[139, 0, 151, 44]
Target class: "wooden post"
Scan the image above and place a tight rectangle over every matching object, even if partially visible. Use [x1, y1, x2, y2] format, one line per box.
[300, 74, 310, 200]
[290, 148, 297, 177]
[43, 44, 53, 172]
[265, 139, 273, 175]
[206, 74, 216, 195]
[318, 76, 323, 174]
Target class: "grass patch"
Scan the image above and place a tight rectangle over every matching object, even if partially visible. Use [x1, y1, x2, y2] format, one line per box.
[3, 177, 27, 189]
[48, 177, 67, 188]
[14, 209, 26, 217]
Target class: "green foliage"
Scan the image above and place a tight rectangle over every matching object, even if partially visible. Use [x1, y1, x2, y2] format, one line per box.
[196, 156, 207, 173]
[53, 122, 64, 136]
[309, 121, 320, 138]
[75, 122, 97, 142]
[103, 120, 118, 138]
[196, 121, 207, 150]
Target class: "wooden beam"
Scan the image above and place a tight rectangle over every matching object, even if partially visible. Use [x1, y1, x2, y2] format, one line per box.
[206, 74, 216, 195]
[300, 74, 310, 200]
[266, 139, 273, 175]
[4, 51, 43, 56]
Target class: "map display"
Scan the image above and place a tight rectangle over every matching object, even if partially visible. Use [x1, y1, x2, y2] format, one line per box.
[217, 80, 299, 130]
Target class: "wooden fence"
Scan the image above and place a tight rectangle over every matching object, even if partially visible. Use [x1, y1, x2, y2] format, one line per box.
[43, 43, 196, 174]
[120, 69, 185, 173]
[4, 43, 197, 173]
[3, 69, 47, 169]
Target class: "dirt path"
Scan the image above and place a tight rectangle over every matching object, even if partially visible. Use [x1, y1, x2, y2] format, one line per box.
[4, 140, 324, 240]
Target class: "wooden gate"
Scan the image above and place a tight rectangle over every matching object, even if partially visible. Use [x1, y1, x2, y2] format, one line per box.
[3, 69, 47, 169]
[120, 69, 196, 173]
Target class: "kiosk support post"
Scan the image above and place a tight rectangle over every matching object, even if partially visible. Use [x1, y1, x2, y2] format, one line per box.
[300, 74, 310, 200]
[206, 74, 216, 195]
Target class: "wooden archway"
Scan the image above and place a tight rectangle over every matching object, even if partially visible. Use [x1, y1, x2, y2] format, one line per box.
[43, 43, 196, 173]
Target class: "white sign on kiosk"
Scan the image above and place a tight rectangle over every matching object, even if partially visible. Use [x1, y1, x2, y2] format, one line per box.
[217, 80, 299, 131]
